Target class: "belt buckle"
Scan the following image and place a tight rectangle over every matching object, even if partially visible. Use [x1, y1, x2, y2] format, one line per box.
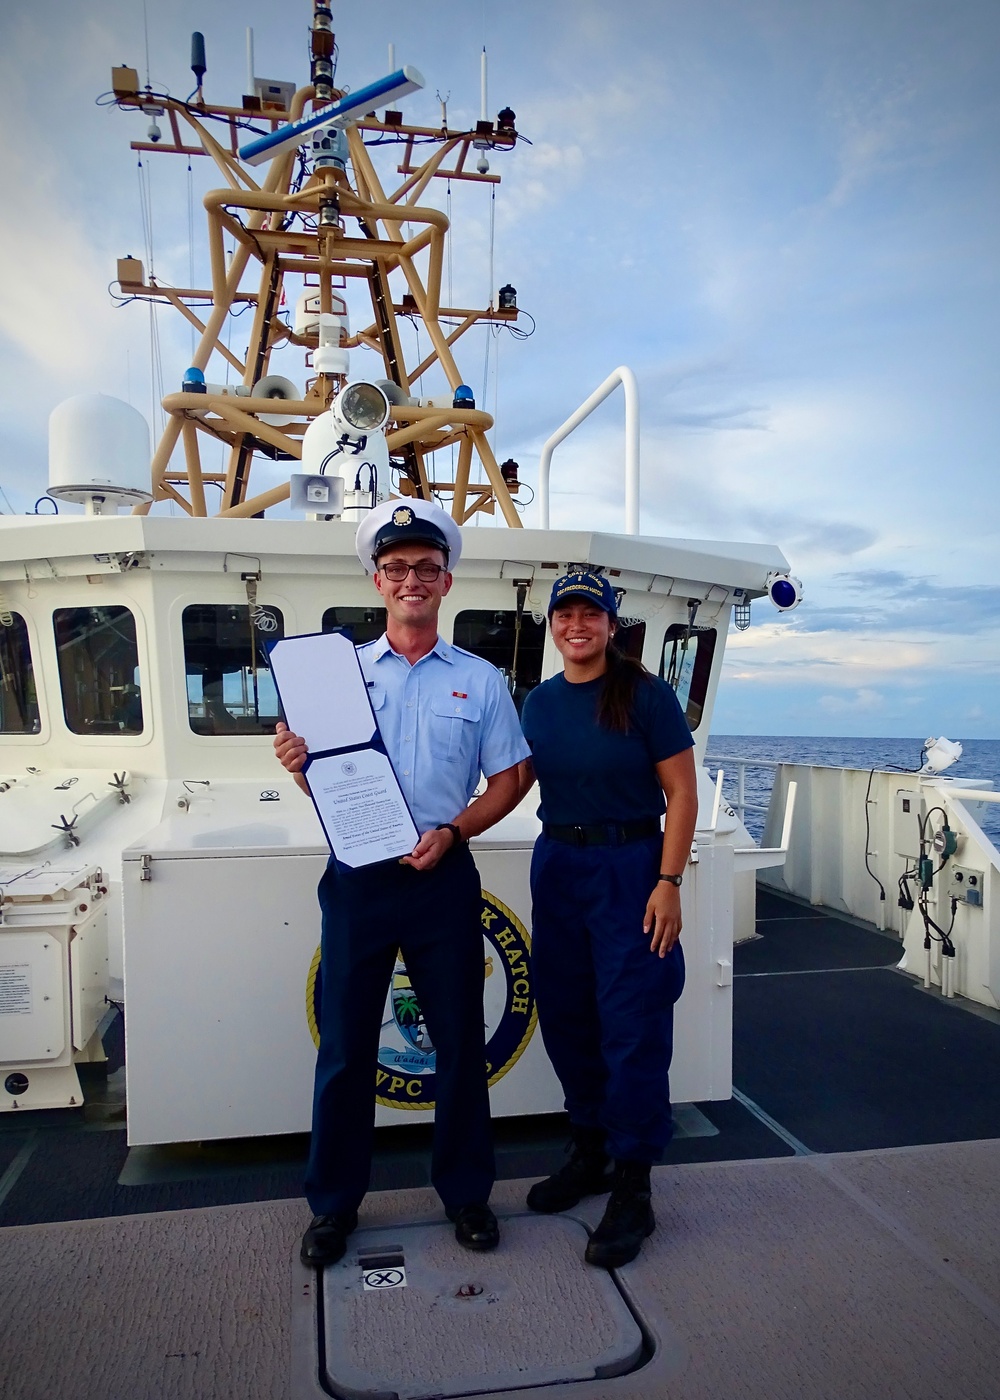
[572, 825, 586, 848]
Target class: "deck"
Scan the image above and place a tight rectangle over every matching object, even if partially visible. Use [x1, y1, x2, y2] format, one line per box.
[2, 889, 1000, 1398]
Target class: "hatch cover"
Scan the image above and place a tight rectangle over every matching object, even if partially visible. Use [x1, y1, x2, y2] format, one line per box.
[295, 1213, 644, 1398]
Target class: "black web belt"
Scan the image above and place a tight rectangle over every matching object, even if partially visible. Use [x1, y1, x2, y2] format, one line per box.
[542, 816, 661, 848]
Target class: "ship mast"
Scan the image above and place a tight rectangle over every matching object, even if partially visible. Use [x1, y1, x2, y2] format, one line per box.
[111, 3, 522, 525]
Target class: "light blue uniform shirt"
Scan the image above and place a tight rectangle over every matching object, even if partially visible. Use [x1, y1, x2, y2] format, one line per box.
[357, 633, 530, 834]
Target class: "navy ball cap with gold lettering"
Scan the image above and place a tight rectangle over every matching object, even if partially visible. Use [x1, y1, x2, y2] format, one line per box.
[548, 570, 618, 618]
[355, 498, 463, 574]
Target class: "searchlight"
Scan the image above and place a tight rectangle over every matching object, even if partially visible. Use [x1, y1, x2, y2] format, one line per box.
[766, 571, 803, 612]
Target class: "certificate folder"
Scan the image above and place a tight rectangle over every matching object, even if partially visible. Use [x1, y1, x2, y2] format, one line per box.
[268, 631, 419, 868]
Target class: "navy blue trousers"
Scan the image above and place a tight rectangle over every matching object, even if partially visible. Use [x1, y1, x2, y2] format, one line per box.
[529, 833, 686, 1163]
[306, 844, 494, 1216]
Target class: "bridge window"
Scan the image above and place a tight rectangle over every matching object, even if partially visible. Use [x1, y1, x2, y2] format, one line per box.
[322, 607, 387, 644]
[183, 604, 284, 736]
[660, 626, 717, 731]
[614, 617, 647, 662]
[53, 606, 143, 735]
[453, 610, 546, 714]
[0, 613, 40, 734]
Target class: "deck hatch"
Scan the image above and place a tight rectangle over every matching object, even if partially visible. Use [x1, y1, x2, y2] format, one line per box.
[309, 1214, 644, 1398]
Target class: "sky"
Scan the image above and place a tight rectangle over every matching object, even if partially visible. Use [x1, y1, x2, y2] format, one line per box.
[0, 0, 997, 737]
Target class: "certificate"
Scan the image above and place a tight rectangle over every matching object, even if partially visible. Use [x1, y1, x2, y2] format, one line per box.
[268, 631, 419, 867]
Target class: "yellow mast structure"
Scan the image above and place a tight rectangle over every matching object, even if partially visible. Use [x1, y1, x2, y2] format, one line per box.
[109, 16, 522, 526]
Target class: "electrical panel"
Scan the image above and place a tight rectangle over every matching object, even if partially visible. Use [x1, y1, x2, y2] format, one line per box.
[947, 866, 985, 907]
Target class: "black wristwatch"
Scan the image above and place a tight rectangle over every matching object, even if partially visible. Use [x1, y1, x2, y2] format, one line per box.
[658, 873, 683, 887]
[436, 823, 465, 846]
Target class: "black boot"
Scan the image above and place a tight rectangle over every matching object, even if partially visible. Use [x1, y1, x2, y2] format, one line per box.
[526, 1125, 613, 1213]
[584, 1161, 654, 1268]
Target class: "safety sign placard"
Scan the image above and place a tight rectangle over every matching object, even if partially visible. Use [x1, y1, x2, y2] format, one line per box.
[363, 1265, 408, 1291]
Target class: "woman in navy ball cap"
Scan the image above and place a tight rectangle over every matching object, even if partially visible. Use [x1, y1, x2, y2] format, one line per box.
[519, 570, 698, 1268]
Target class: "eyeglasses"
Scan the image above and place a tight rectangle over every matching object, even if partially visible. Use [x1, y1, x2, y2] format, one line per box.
[377, 561, 448, 582]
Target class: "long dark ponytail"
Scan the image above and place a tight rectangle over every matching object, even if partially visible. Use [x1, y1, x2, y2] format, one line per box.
[597, 636, 652, 733]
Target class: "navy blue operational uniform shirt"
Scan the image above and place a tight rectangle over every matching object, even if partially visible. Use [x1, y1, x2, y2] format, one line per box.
[520, 672, 694, 825]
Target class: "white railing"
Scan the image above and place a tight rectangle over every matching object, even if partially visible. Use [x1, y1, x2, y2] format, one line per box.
[705, 753, 779, 826]
[538, 366, 640, 535]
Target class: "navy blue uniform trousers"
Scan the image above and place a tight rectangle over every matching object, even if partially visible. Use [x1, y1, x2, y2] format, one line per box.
[306, 844, 494, 1217]
[529, 832, 686, 1163]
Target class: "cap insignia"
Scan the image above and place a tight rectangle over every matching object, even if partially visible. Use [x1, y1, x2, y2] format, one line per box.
[392, 506, 414, 527]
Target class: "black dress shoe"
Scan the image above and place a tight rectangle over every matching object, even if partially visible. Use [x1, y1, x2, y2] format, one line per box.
[446, 1202, 500, 1251]
[300, 1211, 358, 1268]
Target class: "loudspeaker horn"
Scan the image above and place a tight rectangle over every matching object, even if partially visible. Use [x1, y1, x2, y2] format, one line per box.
[251, 375, 301, 426]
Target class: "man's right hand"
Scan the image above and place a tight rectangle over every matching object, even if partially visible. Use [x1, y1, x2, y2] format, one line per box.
[274, 720, 309, 773]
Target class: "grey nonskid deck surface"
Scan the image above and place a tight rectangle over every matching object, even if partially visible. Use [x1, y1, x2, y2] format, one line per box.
[3, 1141, 1000, 1400]
[315, 1214, 643, 1398]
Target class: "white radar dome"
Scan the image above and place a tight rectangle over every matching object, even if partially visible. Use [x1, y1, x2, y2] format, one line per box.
[48, 394, 153, 510]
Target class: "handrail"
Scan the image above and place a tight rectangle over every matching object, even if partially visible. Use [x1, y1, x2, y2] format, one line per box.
[710, 768, 724, 831]
[705, 753, 779, 825]
[733, 781, 798, 865]
[706, 754, 780, 770]
[538, 366, 640, 534]
[934, 787, 1000, 804]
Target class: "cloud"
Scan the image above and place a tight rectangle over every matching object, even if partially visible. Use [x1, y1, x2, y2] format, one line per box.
[822, 63, 919, 209]
[817, 688, 885, 714]
[806, 569, 1000, 633]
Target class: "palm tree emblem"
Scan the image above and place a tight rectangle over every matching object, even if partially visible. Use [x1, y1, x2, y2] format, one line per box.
[394, 991, 420, 1026]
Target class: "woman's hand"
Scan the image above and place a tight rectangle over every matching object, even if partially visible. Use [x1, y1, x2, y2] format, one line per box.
[643, 881, 682, 957]
[274, 720, 308, 773]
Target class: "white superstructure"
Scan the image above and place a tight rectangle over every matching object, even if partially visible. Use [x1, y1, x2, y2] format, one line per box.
[0, 512, 794, 1134]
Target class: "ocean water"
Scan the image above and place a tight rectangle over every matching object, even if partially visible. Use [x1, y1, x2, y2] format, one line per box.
[705, 735, 1000, 847]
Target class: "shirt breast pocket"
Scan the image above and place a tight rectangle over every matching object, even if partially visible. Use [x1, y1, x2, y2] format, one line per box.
[429, 696, 482, 765]
[366, 683, 387, 713]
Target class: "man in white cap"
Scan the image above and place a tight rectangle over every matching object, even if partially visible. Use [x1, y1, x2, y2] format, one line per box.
[274, 497, 529, 1266]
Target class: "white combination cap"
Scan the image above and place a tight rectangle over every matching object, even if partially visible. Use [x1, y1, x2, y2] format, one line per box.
[355, 498, 463, 574]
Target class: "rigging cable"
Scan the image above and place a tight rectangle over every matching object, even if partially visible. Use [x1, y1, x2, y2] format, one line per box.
[447, 179, 454, 483]
[187, 158, 196, 357]
[493, 316, 500, 457]
[135, 155, 165, 438]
